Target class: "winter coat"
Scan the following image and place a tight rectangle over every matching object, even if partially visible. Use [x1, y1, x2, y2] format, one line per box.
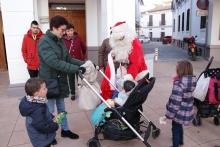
[19, 96, 58, 147]
[38, 30, 85, 98]
[114, 89, 133, 106]
[165, 75, 197, 125]
[21, 29, 44, 70]
[63, 32, 86, 61]
[98, 38, 119, 69]
[98, 38, 112, 68]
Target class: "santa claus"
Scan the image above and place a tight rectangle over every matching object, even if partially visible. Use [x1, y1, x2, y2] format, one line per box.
[100, 21, 149, 100]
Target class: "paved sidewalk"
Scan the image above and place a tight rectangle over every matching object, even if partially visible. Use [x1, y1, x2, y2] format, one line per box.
[0, 59, 220, 147]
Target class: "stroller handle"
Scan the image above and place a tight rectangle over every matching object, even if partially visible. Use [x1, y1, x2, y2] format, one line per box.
[78, 70, 84, 79]
[97, 67, 120, 92]
[205, 56, 214, 72]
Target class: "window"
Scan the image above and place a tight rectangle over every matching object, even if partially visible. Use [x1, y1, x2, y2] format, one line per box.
[200, 16, 206, 29]
[182, 12, 184, 31]
[178, 15, 180, 32]
[186, 9, 190, 31]
[161, 14, 165, 25]
[173, 19, 175, 32]
[149, 15, 153, 26]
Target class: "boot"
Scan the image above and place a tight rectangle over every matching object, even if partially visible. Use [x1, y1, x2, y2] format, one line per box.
[61, 130, 79, 139]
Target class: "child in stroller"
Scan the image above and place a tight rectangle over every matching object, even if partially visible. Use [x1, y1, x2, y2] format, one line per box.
[78, 71, 161, 147]
[112, 80, 137, 106]
[114, 80, 135, 106]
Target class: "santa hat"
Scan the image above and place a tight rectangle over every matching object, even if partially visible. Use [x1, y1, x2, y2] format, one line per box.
[110, 21, 130, 33]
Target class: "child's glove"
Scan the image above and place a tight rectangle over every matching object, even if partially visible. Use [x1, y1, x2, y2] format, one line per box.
[159, 116, 170, 124]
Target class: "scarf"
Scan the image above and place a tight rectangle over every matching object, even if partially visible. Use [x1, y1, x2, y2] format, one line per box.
[26, 95, 47, 104]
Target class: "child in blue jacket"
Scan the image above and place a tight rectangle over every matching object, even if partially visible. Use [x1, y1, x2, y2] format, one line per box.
[19, 78, 59, 147]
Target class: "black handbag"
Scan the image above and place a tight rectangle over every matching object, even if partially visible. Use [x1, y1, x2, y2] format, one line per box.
[45, 78, 60, 99]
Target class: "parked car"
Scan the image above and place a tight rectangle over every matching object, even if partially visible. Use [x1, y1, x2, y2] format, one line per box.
[138, 35, 150, 43]
[162, 36, 172, 44]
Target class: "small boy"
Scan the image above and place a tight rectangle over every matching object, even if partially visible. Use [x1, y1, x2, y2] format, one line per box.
[19, 78, 59, 147]
[114, 80, 136, 106]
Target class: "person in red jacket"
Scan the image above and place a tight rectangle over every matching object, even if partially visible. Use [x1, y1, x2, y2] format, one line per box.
[21, 20, 44, 78]
[63, 23, 87, 100]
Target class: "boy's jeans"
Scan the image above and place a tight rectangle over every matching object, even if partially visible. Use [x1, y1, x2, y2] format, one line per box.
[47, 98, 69, 131]
[172, 121, 183, 147]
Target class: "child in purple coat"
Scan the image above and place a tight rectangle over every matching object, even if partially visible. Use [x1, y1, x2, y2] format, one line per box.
[163, 60, 197, 147]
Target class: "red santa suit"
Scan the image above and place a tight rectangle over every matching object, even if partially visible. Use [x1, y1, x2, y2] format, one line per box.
[100, 21, 148, 100]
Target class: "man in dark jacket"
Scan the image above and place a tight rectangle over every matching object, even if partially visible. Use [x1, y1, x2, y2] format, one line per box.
[21, 20, 44, 77]
[63, 23, 87, 100]
[38, 15, 86, 140]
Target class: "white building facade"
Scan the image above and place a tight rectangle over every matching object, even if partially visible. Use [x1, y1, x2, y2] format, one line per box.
[172, 0, 220, 60]
[140, 6, 173, 41]
[0, 0, 142, 96]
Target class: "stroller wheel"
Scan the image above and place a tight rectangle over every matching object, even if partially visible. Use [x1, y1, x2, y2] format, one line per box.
[152, 128, 160, 139]
[214, 116, 220, 126]
[193, 116, 202, 126]
[87, 138, 100, 147]
[198, 117, 202, 126]
[193, 117, 198, 126]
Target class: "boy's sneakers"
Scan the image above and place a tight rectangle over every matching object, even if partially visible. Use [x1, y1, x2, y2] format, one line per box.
[51, 139, 57, 145]
[61, 130, 79, 139]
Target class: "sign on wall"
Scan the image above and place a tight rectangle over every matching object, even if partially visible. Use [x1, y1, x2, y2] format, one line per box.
[196, 10, 208, 16]
[196, 0, 209, 10]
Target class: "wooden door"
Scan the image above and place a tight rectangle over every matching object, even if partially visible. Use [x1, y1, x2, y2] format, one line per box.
[49, 10, 86, 44]
[0, 12, 7, 71]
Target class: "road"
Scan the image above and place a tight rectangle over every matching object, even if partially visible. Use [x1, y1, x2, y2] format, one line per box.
[142, 42, 204, 61]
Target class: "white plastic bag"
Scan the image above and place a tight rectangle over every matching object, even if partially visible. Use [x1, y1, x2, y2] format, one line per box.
[193, 73, 210, 101]
[78, 82, 101, 110]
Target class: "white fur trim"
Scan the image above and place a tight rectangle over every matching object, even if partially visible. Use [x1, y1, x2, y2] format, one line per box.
[122, 74, 138, 86]
[111, 23, 130, 33]
[135, 70, 150, 81]
[122, 74, 133, 81]
[108, 52, 116, 90]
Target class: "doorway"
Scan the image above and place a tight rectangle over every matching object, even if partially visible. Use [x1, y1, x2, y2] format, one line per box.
[0, 12, 7, 71]
[161, 32, 165, 41]
[49, 4, 86, 44]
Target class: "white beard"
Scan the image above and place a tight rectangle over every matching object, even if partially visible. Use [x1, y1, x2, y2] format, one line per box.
[109, 31, 135, 62]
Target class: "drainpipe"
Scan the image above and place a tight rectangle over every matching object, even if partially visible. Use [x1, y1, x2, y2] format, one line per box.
[189, 0, 193, 36]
